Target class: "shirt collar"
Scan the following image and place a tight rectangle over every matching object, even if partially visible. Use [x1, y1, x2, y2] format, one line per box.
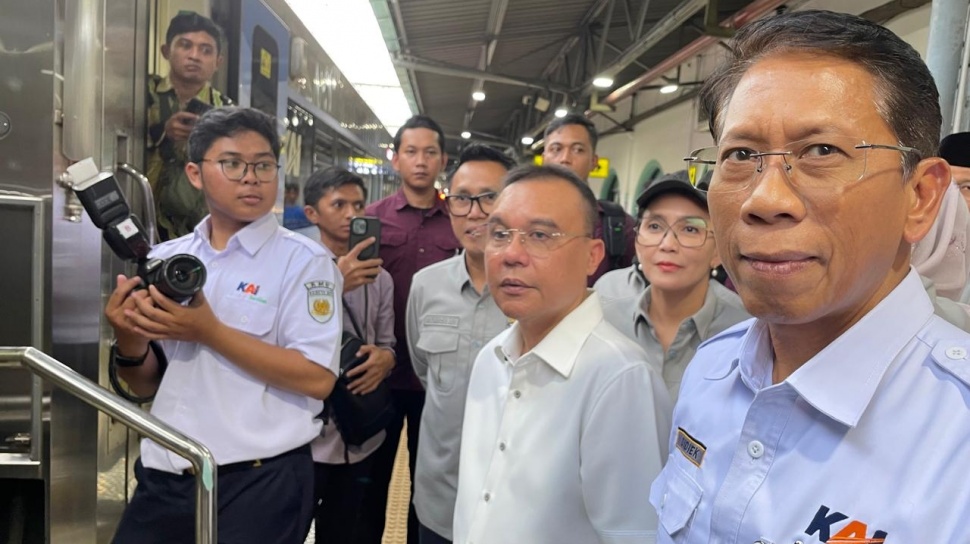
[497, 290, 603, 378]
[390, 188, 448, 216]
[193, 213, 279, 256]
[155, 75, 213, 100]
[730, 269, 933, 428]
[634, 280, 720, 339]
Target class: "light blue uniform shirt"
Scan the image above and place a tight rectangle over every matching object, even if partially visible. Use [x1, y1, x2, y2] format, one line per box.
[651, 269, 970, 544]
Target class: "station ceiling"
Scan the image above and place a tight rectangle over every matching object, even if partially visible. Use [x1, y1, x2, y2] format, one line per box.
[369, 0, 930, 156]
[370, 0, 770, 154]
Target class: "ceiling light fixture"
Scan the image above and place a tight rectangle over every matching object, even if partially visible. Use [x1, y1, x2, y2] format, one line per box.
[461, 131, 471, 139]
[472, 90, 486, 101]
[521, 136, 535, 146]
[554, 107, 568, 118]
[592, 76, 614, 88]
[660, 84, 679, 94]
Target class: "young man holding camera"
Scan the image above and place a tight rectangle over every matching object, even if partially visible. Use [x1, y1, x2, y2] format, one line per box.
[107, 107, 341, 544]
[302, 166, 395, 543]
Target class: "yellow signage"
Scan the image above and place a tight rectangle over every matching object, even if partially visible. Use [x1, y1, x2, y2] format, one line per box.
[260, 49, 272, 79]
[532, 156, 610, 178]
[590, 158, 610, 178]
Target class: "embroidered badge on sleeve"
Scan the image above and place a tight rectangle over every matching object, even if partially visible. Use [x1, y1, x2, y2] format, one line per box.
[306, 280, 336, 323]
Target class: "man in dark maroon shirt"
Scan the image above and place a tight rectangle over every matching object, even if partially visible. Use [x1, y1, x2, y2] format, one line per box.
[543, 114, 637, 285]
[357, 115, 459, 544]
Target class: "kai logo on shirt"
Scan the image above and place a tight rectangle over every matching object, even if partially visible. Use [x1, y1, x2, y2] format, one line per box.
[805, 505, 887, 543]
[306, 280, 336, 324]
[236, 281, 268, 303]
[237, 282, 260, 295]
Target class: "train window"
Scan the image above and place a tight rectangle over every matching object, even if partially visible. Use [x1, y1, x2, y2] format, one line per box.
[250, 25, 278, 117]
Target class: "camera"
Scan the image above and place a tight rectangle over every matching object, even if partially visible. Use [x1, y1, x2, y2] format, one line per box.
[351, 220, 368, 235]
[68, 158, 206, 302]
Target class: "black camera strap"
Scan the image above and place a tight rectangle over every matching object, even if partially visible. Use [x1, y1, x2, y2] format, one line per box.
[344, 294, 366, 343]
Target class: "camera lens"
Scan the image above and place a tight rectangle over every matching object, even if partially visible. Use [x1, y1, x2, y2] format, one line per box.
[352, 220, 366, 235]
[156, 254, 206, 301]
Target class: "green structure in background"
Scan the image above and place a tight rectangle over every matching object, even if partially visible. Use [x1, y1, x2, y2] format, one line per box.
[634, 160, 664, 203]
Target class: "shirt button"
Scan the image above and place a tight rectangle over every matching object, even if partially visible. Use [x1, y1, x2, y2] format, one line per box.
[418, 248, 425, 253]
[748, 440, 764, 459]
[499, 442, 506, 451]
[483, 492, 491, 502]
[946, 346, 967, 360]
[512, 390, 521, 399]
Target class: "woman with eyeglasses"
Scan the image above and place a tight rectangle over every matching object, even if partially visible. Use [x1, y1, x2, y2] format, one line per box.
[594, 170, 750, 401]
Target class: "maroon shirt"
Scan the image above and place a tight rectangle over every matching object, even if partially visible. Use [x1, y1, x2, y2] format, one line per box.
[590, 203, 637, 286]
[366, 189, 460, 391]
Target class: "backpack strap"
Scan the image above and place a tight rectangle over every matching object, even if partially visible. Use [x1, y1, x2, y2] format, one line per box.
[599, 200, 628, 270]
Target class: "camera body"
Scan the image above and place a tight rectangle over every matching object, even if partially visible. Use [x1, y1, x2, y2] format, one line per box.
[68, 158, 206, 302]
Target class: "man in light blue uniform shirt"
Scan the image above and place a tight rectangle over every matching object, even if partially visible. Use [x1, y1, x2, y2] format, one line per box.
[407, 145, 514, 543]
[652, 10, 970, 544]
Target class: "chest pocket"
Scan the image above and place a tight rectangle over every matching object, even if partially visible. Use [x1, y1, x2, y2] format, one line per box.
[649, 461, 703, 542]
[415, 330, 460, 393]
[221, 296, 277, 339]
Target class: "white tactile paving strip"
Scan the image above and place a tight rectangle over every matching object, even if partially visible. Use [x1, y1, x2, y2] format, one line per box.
[304, 424, 410, 544]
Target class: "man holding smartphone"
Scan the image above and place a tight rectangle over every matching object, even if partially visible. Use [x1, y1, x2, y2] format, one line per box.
[302, 166, 395, 542]
[147, 11, 232, 240]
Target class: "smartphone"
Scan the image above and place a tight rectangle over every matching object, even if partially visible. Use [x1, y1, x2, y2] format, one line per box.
[349, 217, 381, 260]
[185, 98, 213, 116]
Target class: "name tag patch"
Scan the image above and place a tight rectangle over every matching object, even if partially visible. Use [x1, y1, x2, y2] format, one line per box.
[676, 427, 706, 467]
[424, 315, 459, 327]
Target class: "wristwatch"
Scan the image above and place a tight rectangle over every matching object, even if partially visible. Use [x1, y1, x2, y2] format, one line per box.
[110, 342, 149, 367]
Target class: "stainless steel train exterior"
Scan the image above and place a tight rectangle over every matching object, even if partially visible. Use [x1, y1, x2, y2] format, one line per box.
[0, 0, 390, 541]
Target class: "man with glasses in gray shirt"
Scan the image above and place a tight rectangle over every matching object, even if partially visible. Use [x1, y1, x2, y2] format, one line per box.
[406, 145, 515, 544]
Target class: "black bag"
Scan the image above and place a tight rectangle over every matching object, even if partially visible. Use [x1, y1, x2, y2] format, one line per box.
[599, 200, 628, 270]
[326, 297, 396, 447]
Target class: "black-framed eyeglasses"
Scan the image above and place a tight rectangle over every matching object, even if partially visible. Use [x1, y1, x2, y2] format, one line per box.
[485, 227, 589, 258]
[635, 216, 712, 248]
[684, 135, 921, 192]
[200, 158, 280, 183]
[444, 191, 498, 217]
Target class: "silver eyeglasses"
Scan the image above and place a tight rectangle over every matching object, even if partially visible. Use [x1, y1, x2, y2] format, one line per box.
[684, 135, 920, 192]
[636, 216, 712, 248]
[200, 158, 280, 183]
[485, 227, 589, 258]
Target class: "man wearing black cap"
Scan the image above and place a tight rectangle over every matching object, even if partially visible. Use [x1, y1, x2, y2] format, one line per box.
[941, 132, 970, 209]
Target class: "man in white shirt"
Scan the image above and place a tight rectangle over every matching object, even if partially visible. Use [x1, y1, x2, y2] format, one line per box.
[652, 10, 970, 544]
[453, 164, 672, 544]
[106, 107, 341, 543]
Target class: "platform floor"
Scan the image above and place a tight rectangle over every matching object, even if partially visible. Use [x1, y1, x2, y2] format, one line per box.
[305, 425, 411, 544]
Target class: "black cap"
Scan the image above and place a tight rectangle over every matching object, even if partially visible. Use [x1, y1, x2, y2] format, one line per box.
[636, 170, 708, 217]
[940, 132, 970, 168]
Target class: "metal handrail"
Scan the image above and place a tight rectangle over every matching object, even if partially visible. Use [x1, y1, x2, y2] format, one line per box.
[116, 163, 158, 244]
[0, 346, 216, 543]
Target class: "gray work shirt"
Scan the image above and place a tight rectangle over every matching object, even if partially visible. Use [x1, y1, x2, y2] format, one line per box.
[406, 253, 510, 540]
[595, 266, 751, 401]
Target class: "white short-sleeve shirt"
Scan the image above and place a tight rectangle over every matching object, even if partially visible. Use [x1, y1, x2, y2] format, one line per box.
[141, 214, 342, 473]
[652, 270, 970, 543]
[454, 291, 672, 544]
